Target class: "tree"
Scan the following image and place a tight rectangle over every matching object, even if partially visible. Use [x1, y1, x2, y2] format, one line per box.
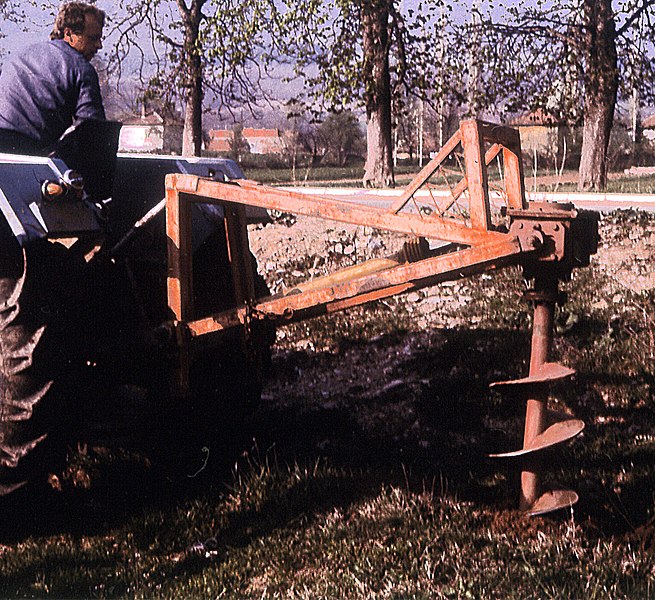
[361, 0, 394, 186]
[577, 0, 619, 190]
[107, 0, 298, 157]
[177, 0, 205, 156]
[290, 0, 431, 187]
[228, 122, 250, 161]
[0, 2, 30, 54]
[619, 6, 654, 157]
[454, 0, 655, 191]
[316, 111, 365, 166]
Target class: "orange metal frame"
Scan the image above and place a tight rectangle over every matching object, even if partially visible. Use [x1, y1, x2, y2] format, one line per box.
[166, 119, 580, 388]
[164, 118, 598, 515]
[166, 121, 532, 336]
[164, 120, 585, 389]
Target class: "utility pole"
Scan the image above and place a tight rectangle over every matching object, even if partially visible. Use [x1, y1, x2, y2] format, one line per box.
[629, 12, 645, 150]
[418, 99, 424, 167]
[436, 3, 447, 149]
[467, 0, 481, 117]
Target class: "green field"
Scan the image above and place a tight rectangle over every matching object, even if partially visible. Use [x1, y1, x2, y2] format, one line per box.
[243, 164, 421, 186]
[244, 164, 655, 195]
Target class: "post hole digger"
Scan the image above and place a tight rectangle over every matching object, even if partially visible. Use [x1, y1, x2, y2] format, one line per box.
[0, 119, 598, 515]
[164, 119, 598, 516]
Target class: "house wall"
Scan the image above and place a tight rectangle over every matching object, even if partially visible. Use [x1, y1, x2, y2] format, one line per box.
[518, 125, 558, 154]
[517, 125, 572, 165]
[119, 125, 164, 152]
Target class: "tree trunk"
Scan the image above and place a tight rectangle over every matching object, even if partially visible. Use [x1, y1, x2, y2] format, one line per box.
[182, 63, 203, 157]
[362, 0, 394, 188]
[578, 0, 618, 191]
[178, 0, 205, 157]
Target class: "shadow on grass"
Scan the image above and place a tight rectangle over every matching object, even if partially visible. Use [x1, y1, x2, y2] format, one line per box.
[252, 327, 533, 507]
[3, 320, 654, 552]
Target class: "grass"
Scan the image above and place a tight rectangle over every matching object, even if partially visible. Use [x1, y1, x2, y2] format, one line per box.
[2, 211, 655, 598]
[517, 170, 655, 195]
[243, 164, 426, 186]
[603, 174, 655, 194]
[2, 460, 653, 598]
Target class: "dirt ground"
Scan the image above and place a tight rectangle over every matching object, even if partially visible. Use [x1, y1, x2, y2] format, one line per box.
[248, 206, 655, 340]
[47, 204, 655, 538]
[246, 206, 655, 527]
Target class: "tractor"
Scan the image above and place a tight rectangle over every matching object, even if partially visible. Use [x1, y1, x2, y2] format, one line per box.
[0, 120, 272, 497]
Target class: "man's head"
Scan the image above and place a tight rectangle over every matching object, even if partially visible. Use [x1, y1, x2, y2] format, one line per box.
[50, 2, 105, 61]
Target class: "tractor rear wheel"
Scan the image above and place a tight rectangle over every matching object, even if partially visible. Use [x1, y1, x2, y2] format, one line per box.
[190, 227, 274, 410]
[0, 234, 90, 496]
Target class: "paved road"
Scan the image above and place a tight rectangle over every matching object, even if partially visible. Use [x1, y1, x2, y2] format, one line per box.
[283, 186, 655, 213]
[527, 192, 655, 213]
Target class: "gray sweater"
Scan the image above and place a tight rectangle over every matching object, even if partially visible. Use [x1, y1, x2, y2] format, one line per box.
[0, 39, 105, 150]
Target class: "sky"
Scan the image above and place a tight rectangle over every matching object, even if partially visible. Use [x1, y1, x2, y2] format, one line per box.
[3, 0, 469, 55]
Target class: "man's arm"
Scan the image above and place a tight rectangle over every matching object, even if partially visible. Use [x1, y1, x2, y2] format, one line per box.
[75, 65, 105, 123]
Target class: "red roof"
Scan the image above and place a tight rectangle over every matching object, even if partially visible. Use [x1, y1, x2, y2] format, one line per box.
[209, 130, 232, 139]
[209, 128, 280, 139]
[207, 128, 285, 154]
[642, 114, 655, 129]
[121, 112, 164, 126]
[243, 128, 279, 137]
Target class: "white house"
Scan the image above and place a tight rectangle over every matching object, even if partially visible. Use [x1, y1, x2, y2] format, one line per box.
[118, 111, 183, 154]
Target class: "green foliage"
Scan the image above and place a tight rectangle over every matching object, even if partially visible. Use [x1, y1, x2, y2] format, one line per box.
[444, 0, 655, 122]
[449, 1, 585, 122]
[286, 0, 450, 116]
[108, 0, 308, 117]
[316, 111, 365, 166]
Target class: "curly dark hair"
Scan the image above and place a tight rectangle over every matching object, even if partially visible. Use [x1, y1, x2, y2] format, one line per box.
[50, 2, 105, 40]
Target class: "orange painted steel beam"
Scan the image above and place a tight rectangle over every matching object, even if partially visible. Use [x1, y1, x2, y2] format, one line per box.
[224, 201, 256, 306]
[390, 129, 463, 213]
[461, 120, 492, 231]
[184, 237, 523, 338]
[165, 186, 193, 393]
[503, 144, 527, 210]
[166, 188, 193, 322]
[166, 174, 508, 247]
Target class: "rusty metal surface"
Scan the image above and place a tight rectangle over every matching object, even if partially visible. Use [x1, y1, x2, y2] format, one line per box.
[489, 273, 584, 515]
[488, 419, 585, 458]
[184, 237, 523, 337]
[490, 362, 576, 389]
[168, 174, 509, 247]
[165, 118, 554, 348]
[528, 490, 579, 517]
[519, 284, 556, 511]
[166, 120, 529, 249]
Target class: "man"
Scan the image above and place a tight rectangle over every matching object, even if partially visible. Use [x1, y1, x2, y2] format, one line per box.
[0, 2, 106, 155]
